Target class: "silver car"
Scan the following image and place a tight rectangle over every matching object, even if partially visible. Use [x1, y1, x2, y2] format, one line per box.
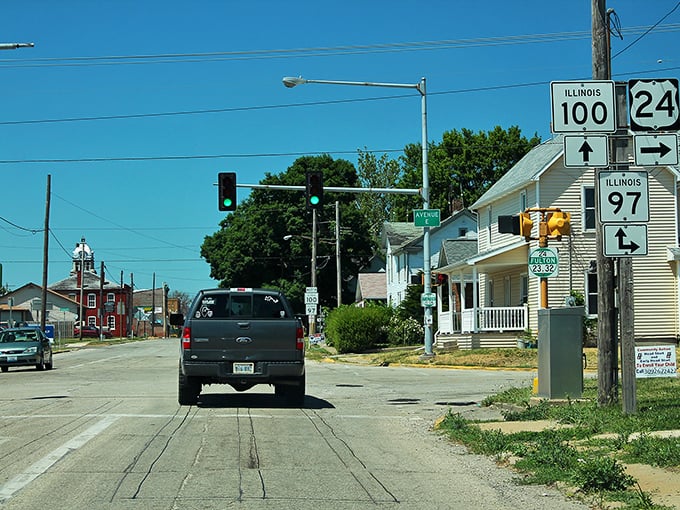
[0, 327, 54, 372]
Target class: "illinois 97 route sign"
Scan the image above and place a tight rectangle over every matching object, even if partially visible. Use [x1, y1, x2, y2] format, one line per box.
[629, 78, 680, 132]
[551, 80, 617, 133]
[598, 170, 649, 223]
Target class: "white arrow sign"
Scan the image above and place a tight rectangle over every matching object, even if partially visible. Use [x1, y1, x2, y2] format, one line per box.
[564, 135, 609, 167]
[634, 133, 679, 166]
[603, 224, 648, 257]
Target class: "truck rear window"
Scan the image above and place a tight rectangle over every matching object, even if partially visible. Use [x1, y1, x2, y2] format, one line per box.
[193, 293, 288, 319]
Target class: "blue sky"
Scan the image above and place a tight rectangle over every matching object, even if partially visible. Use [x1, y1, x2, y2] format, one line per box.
[1, 1, 679, 297]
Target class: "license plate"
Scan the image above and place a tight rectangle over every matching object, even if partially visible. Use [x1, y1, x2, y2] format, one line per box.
[233, 362, 254, 374]
[7, 356, 17, 363]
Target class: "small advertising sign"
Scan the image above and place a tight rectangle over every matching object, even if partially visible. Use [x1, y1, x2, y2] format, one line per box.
[635, 345, 677, 379]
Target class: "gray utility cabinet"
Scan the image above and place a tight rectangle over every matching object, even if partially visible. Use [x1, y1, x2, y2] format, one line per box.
[537, 306, 584, 399]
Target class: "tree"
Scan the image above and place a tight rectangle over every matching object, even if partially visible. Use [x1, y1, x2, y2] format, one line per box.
[391, 126, 541, 221]
[356, 149, 403, 238]
[201, 155, 375, 313]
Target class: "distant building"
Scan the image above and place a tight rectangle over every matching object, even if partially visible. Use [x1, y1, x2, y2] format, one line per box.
[49, 238, 132, 337]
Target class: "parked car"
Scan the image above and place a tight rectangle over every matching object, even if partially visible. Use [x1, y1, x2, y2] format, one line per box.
[0, 327, 53, 372]
[73, 325, 113, 339]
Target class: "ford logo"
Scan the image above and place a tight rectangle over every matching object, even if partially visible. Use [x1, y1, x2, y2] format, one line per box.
[235, 337, 252, 344]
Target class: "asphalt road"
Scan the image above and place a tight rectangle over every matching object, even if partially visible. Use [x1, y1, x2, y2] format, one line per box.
[0, 339, 590, 509]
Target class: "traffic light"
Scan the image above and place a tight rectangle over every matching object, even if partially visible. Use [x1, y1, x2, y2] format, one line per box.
[546, 211, 571, 238]
[498, 212, 533, 238]
[305, 171, 324, 209]
[218, 172, 237, 211]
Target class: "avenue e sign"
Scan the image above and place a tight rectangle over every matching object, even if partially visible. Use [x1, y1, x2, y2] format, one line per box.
[528, 247, 559, 278]
[413, 209, 441, 227]
[550, 80, 616, 133]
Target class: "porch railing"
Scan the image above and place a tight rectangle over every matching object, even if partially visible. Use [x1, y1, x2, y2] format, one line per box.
[437, 305, 527, 334]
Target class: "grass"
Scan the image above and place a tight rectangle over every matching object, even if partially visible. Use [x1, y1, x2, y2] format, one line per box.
[438, 376, 680, 509]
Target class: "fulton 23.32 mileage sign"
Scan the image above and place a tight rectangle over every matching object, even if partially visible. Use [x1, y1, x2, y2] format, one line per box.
[528, 247, 559, 278]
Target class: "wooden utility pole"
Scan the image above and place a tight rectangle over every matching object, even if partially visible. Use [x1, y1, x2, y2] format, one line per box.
[593, 0, 618, 405]
[40, 174, 51, 333]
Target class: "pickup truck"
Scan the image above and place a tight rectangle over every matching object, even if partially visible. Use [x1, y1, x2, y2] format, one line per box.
[170, 288, 305, 406]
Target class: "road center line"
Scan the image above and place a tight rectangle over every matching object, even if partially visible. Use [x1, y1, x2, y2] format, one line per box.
[0, 415, 120, 504]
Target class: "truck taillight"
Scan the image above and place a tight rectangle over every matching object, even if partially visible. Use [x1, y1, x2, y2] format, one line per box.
[182, 327, 191, 350]
[296, 325, 304, 351]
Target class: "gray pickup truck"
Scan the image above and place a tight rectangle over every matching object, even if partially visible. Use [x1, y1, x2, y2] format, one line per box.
[170, 288, 305, 406]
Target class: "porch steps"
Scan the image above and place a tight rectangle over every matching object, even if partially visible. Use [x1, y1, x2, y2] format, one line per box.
[435, 332, 518, 350]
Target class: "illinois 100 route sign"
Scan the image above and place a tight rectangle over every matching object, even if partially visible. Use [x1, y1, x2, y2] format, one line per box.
[528, 247, 559, 278]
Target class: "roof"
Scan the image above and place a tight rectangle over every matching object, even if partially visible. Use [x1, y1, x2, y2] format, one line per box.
[49, 271, 124, 291]
[471, 136, 564, 210]
[355, 273, 387, 301]
[436, 239, 479, 270]
[382, 222, 422, 251]
[382, 209, 478, 252]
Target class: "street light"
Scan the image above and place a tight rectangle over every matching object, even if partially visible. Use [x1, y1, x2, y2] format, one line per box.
[0, 42, 34, 50]
[282, 75, 433, 356]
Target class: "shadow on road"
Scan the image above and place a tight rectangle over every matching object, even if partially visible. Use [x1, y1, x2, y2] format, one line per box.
[196, 392, 334, 410]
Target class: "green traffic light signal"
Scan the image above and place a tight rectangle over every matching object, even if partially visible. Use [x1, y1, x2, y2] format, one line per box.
[305, 171, 323, 209]
[218, 172, 237, 212]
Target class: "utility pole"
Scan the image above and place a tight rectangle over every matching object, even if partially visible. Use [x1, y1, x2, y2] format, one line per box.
[592, 0, 618, 406]
[40, 175, 51, 334]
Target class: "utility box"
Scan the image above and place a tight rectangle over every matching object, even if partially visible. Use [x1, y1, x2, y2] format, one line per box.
[537, 306, 584, 399]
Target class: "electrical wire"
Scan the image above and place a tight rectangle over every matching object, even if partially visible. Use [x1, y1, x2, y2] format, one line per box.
[612, 1, 680, 59]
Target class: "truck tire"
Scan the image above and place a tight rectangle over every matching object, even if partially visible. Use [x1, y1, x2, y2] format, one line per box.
[287, 374, 306, 406]
[178, 369, 200, 405]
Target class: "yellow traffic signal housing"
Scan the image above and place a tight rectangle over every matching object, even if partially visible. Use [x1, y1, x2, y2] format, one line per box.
[519, 212, 533, 238]
[498, 212, 533, 238]
[547, 211, 571, 238]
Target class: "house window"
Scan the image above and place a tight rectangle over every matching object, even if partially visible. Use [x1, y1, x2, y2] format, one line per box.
[458, 227, 468, 238]
[486, 279, 494, 307]
[107, 292, 115, 304]
[583, 186, 596, 230]
[504, 276, 511, 306]
[520, 190, 527, 211]
[586, 265, 598, 316]
[87, 293, 96, 308]
[107, 315, 116, 331]
[487, 206, 492, 232]
[88, 316, 96, 327]
[520, 274, 528, 305]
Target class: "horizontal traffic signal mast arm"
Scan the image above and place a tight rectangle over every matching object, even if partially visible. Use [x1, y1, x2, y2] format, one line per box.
[237, 183, 422, 195]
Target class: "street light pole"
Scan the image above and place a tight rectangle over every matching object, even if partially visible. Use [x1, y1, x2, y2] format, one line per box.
[282, 75, 433, 356]
[0, 42, 34, 50]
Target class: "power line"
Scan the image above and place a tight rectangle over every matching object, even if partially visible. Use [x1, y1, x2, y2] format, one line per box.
[1, 24, 678, 69]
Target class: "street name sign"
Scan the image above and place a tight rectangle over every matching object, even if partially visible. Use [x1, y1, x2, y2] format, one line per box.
[550, 80, 616, 133]
[633, 133, 679, 166]
[563, 135, 609, 167]
[603, 224, 648, 257]
[528, 247, 559, 278]
[628, 78, 680, 132]
[420, 292, 436, 308]
[598, 170, 649, 223]
[413, 209, 441, 227]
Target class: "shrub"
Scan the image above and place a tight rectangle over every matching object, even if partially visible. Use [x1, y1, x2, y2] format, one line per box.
[325, 305, 391, 353]
[387, 315, 423, 345]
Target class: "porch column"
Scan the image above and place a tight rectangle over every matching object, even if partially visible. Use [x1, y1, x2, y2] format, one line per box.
[472, 267, 479, 333]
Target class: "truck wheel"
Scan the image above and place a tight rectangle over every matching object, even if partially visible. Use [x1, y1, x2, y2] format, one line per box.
[178, 370, 200, 405]
[287, 374, 306, 406]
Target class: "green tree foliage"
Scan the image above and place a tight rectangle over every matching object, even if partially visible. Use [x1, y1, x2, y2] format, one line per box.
[201, 155, 375, 313]
[392, 126, 541, 221]
[356, 149, 403, 238]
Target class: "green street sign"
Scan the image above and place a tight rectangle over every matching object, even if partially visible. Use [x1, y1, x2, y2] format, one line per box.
[528, 247, 559, 278]
[413, 209, 441, 227]
[421, 292, 437, 307]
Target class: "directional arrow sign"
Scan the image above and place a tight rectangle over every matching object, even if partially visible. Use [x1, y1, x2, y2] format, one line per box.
[564, 135, 609, 167]
[603, 224, 648, 257]
[634, 134, 679, 166]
